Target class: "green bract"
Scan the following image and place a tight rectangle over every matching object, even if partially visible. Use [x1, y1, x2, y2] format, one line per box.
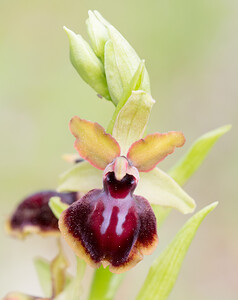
[112, 91, 155, 154]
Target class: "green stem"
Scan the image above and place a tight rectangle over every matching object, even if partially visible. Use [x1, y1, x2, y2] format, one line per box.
[88, 266, 125, 300]
[76, 257, 86, 283]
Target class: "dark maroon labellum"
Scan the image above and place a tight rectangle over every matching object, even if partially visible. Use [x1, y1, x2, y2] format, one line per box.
[59, 172, 158, 272]
[9, 190, 78, 236]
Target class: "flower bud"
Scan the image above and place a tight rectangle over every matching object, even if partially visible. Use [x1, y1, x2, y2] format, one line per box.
[104, 40, 123, 105]
[86, 10, 109, 62]
[93, 11, 151, 103]
[64, 26, 111, 100]
[107, 24, 151, 94]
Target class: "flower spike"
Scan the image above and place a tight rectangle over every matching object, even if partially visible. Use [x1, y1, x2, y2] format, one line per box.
[70, 117, 121, 170]
[127, 132, 185, 172]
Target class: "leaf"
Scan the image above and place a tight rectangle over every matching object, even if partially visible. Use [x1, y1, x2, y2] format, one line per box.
[127, 131, 185, 172]
[49, 197, 69, 219]
[112, 91, 155, 155]
[154, 125, 231, 228]
[58, 161, 102, 193]
[169, 125, 232, 186]
[136, 202, 218, 300]
[34, 258, 52, 298]
[70, 117, 120, 170]
[137, 168, 195, 214]
[88, 266, 125, 300]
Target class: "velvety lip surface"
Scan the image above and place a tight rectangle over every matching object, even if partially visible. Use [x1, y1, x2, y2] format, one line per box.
[104, 172, 137, 198]
[9, 190, 78, 234]
[59, 171, 158, 272]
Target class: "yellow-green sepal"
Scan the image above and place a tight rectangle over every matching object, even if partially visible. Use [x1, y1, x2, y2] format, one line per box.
[137, 168, 196, 214]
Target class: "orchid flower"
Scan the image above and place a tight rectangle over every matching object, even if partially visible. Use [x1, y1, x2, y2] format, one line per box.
[6, 190, 79, 239]
[3, 8, 230, 300]
[59, 114, 195, 273]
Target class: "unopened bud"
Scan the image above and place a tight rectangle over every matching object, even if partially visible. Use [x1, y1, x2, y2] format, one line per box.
[107, 24, 151, 94]
[86, 10, 109, 62]
[64, 26, 110, 100]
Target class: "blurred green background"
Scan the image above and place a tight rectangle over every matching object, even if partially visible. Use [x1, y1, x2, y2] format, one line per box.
[1, 0, 237, 299]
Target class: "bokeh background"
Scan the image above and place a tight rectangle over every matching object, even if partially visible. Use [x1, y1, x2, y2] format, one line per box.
[1, 0, 237, 299]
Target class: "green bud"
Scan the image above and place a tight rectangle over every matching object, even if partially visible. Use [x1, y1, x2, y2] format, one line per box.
[64, 26, 111, 100]
[107, 24, 151, 94]
[104, 40, 123, 105]
[93, 10, 111, 27]
[86, 10, 109, 62]
[93, 11, 151, 102]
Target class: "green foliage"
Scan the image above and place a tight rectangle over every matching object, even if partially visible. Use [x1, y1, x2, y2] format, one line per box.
[169, 125, 232, 186]
[34, 257, 52, 297]
[136, 202, 218, 300]
[88, 266, 125, 300]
